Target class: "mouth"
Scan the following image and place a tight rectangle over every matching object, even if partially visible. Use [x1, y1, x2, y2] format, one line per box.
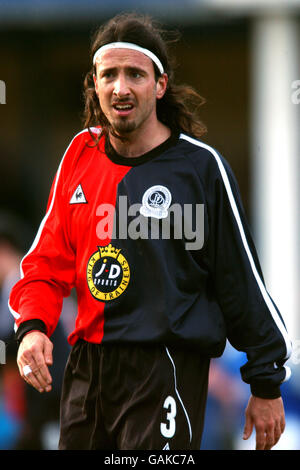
[112, 102, 134, 116]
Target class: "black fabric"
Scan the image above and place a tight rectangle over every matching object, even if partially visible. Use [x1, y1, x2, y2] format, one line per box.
[15, 319, 47, 344]
[250, 383, 281, 400]
[11, 132, 290, 398]
[105, 132, 179, 166]
[58, 340, 210, 450]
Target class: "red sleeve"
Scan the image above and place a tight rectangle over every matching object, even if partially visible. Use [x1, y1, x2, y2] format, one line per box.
[8, 134, 82, 337]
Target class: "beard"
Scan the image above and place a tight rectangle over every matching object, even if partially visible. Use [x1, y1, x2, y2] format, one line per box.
[103, 96, 156, 139]
[111, 117, 138, 136]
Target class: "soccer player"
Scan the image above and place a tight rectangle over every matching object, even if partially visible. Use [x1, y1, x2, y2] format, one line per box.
[9, 13, 292, 450]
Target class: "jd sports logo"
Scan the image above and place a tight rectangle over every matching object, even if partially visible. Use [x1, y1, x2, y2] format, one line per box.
[87, 244, 130, 301]
[70, 184, 87, 204]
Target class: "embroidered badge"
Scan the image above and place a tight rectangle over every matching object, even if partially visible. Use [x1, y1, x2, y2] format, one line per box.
[87, 244, 130, 301]
[140, 185, 172, 219]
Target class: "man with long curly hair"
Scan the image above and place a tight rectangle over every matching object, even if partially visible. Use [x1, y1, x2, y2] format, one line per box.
[10, 13, 291, 450]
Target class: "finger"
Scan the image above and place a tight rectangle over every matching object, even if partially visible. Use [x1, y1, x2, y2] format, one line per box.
[280, 416, 286, 434]
[243, 414, 254, 440]
[44, 340, 53, 366]
[264, 430, 275, 450]
[33, 348, 52, 386]
[17, 335, 53, 392]
[20, 353, 51, 392]
[20, 361, 46, 393]
[30, 363, 51, 390]
[25, 374, 44, 393]
[255, 426, 266, 450]
[17, 357, 25, 377]
[273, 422, 283, 447]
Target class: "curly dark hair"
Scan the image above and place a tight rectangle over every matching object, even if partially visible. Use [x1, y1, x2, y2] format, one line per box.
[82, 12, 207, 144]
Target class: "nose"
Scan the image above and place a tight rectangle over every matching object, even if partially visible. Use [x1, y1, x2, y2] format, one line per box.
[113, 73, 130, 98]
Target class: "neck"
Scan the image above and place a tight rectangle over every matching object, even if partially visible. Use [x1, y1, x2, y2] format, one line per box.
[109, 121, 171, 158]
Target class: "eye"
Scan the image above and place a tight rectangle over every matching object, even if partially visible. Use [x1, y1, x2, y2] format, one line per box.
[130, 70, 143, 79]
[101, 71, 114, 80]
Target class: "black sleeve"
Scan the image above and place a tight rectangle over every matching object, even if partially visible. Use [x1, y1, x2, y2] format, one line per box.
[15, 319, 47, 345]
[203, 152, 292, 399]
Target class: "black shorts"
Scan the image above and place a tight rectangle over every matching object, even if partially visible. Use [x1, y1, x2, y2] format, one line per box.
[58, 340, 210, 450]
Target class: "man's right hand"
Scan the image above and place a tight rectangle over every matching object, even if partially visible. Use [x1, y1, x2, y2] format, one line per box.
[17, 330, 53, 393]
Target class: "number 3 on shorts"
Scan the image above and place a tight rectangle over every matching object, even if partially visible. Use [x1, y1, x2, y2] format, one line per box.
[160, 396, 177, 438]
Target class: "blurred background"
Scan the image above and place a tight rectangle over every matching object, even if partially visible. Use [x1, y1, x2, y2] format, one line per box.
[0, 0, 299, 450]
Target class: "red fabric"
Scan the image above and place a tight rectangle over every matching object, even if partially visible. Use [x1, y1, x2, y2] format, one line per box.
[9, 129, 131, 345]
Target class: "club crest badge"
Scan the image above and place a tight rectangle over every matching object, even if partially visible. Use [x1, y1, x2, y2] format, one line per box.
[140, 185, 172, 219]
[87, 244, 130, 301]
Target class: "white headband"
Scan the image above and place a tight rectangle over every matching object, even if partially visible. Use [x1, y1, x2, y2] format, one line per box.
[93, 42, 164, 75]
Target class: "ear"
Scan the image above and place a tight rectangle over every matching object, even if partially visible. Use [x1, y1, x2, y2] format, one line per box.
[156, 73, 168, 100]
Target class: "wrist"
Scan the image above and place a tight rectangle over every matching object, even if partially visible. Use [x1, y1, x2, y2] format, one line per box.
[250, 383, 281, 399]
[15, 319, 47, 345]
[23, 330, 46, 338]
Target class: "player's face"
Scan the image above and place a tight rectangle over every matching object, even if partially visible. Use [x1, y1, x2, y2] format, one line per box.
[93, 49, 167, 137]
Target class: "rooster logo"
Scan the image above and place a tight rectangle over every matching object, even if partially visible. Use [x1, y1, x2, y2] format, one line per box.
[70, 184, 87, 204]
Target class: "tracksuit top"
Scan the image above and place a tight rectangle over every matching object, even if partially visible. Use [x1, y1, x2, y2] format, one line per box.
[9, 127, 292, 398]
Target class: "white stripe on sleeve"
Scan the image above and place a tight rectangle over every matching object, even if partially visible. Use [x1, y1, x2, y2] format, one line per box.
[180, 133, 292, 361]
[8, 128, 91, 326]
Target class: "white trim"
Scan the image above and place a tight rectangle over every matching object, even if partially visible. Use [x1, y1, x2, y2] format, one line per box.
[19, 128, 90, 279]
[93, 42, 164, 75]
[8, 302, 20, 320]
[8, 128, 90, 326]
[8, 300, 20, 333]
[179, 133, 292, 364]
[283, 366, 292, 383]
[165, 346, 192, 443]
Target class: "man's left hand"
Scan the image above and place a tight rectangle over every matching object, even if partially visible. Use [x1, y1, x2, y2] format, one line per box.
[243, 395, 285, 450]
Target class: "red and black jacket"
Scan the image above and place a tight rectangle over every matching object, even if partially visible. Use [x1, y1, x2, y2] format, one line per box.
[9, 128, 292, 398]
